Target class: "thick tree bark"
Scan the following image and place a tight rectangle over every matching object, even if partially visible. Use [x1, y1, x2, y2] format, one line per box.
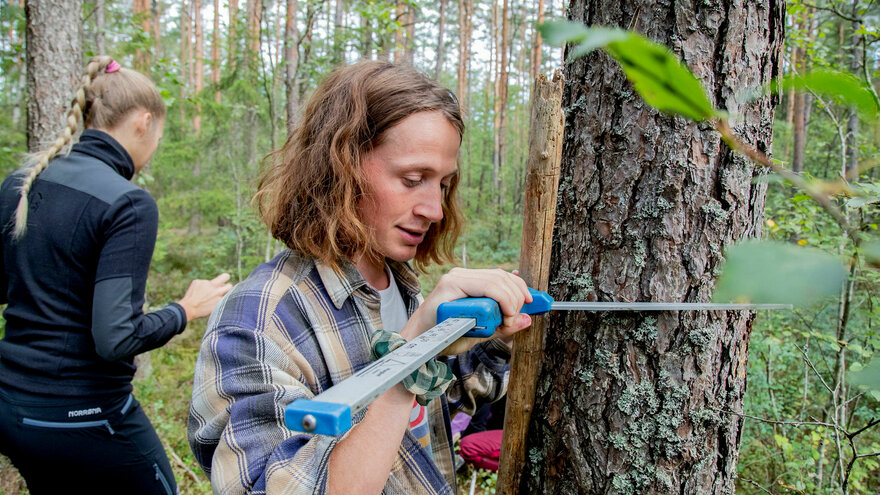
[522, 2, 784, 494]
[25, 0, 83, 152]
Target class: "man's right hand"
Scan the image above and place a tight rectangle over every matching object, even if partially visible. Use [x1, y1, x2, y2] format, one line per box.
[401, 268, 533, 345]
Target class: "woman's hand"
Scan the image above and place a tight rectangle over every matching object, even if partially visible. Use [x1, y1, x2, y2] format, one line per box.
[400, 268, 533, 352]
[177, 273, 233, 322]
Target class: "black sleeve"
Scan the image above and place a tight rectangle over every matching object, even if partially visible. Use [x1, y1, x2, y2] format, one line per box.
[91, 189, 186, 362]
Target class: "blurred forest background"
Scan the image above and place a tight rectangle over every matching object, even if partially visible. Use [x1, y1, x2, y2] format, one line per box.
[0, 0, 879, 493]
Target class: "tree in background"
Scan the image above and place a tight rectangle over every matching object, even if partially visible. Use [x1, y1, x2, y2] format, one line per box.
[522, 2, 784, 493]
[24, 0, 82, 152]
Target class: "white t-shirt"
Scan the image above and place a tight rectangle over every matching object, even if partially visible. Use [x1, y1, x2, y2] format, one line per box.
[377, 266, 432, 456]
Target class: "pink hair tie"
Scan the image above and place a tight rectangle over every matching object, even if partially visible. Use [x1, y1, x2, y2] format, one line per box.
[106, 60, 121, 73]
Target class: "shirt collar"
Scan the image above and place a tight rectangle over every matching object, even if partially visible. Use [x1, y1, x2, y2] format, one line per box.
[315, 258, 422, 310]
[71, 129, 136, 180]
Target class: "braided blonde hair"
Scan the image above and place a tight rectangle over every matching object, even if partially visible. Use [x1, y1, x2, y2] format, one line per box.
[13, 56, 165, 239]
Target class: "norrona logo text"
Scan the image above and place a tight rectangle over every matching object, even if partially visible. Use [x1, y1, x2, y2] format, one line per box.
[68, 407, 102, 417]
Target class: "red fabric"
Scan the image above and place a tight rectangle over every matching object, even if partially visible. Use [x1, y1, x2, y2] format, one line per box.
[459, 429, 503, 472]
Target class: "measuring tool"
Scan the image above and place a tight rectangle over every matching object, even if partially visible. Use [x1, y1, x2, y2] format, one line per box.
[284, 289, 790, 436]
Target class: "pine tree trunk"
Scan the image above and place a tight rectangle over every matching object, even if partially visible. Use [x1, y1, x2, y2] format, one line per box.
[152, 0, 161, 59]
[332, 0, 344, 63]
[530, 0, 545, 82]
[246, 0, 261, 67]
[492, 0, 509, 208]
[404, 6, 415, 65]
[285, 0, 300, 134]
[25, 0, 83, 152]
[179, 0, 190, 125]
[95, 0, 105, 54]
[522, 2, 784, 493]
[212, 0, 221, 103]
[133, 0, 151, 70]
[228, 0, 240, 69]
[434, 0, 447, 79]
[194, 0, 204, 132]
[394, 0, 405, 63]
[456, 0, 470, 111]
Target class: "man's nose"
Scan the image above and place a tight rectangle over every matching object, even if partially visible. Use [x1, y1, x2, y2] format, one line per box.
[414, 186, 444, 222]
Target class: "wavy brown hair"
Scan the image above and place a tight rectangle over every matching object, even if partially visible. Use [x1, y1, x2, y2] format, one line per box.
[255, 61, 464, 271]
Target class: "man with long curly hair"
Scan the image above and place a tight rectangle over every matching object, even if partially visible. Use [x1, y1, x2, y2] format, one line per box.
[188, 61, 534, 495]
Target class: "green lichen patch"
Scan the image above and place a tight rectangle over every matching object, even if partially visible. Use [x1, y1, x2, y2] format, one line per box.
[700, 199, 730, 221]
[687, 325, 717, 353]
[607, 373, 693, 493]
[632, 239, 647, 268]
[631, 316, 657, 346]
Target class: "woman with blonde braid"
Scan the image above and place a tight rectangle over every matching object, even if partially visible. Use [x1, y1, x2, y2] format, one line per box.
[0, 56, 231, 494]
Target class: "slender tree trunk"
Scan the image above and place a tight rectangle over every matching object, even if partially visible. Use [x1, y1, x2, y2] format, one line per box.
[95, 0, 105, 54]
[179, 0, 190, 124]
[492, 0, 510, 209]
[845, 3, 862, 175]
[393, 0, 405, 62]
[285, 0, 300, 134]
[25, 0, 83, 152]
[194, 0, 204, 132]
[332, 0, 344, 63]
[456, 0, 470, 111]
[404, 5, 415, 65]
[212, 0, 221, 103]
[228, 0, 239, 69]
[434, 0, 447, 79]
[189, 0, 204, 235]
[152, 0, 161, 59]
[360, 12, 372, 59]
[522, 2, 784, 494]
[530, 0, 545, 82]
[133, 0, 151, 70]
[246, 0, 262, 63]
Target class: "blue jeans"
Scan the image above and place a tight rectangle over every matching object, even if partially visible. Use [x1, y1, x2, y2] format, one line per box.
[0, 387, 177, 495]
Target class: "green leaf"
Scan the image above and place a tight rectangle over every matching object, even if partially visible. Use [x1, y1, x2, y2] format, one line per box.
[568, 28, 629, 60]
[713, 240, 847, 306]
[537, 20, 591, 46]
[605, 34, 718, 121]
[776, 70, 880, 120]
[539, 21, 718, 122]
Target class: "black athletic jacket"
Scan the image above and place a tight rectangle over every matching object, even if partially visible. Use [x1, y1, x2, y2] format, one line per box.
[0, 130, 186, 398]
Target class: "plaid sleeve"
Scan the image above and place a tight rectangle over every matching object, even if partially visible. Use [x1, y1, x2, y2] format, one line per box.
[188, 324, 338, 495]
[442, 338, 511, 416]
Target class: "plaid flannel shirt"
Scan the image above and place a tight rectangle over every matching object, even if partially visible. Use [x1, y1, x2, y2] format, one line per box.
[188, 250, 512, 495]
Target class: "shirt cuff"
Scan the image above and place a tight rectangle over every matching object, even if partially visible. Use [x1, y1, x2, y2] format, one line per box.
[167, 303, 188, 334]
[485, 338, 512, 361]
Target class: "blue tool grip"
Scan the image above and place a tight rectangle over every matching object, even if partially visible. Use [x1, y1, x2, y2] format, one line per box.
[436, 288, 554, 337]
[284, 399, 351, 436]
